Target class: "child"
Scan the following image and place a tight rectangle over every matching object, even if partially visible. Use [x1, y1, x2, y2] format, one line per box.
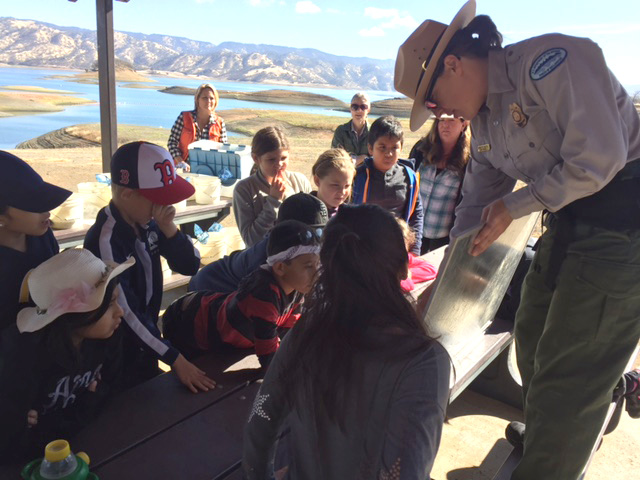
[84, 141, 215, 393]
[311, 148, 355, 216]
[396, 218, 438, 292]
[163, 220, 320, 369]
[0, 151, 71, 332]
[242, 205, 450, 479]
[0, 249, 132, 463]
[351, 115, 424, 254]
[233, 126, 311, 247]
[188, 193, 328, 294]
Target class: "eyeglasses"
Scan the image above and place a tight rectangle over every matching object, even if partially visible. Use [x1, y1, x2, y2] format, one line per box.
[294, 227, 322, 246]
[423, 76, 438, 111]
[350, 104, 369, 111]
[422, 56, 447, 111]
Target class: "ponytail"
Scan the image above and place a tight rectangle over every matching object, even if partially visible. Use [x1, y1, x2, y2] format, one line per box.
[278, 205, 433, 430]
[445, 15, 503, 59]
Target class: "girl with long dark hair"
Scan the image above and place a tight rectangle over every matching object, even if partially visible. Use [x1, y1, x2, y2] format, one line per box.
[243, 204, 450, 479]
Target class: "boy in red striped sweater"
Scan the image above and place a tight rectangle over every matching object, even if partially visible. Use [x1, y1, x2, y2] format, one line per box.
[162, 220, 320, 368]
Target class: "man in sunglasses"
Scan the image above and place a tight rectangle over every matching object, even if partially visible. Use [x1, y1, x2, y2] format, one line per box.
[331, 92, 371, 166]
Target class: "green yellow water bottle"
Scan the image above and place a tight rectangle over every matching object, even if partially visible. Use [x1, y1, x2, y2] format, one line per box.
[21, 439, 98, 480]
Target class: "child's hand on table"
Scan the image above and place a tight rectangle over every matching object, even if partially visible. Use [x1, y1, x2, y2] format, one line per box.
[173, 354, 216, 394]
[27, 410, 38, 427]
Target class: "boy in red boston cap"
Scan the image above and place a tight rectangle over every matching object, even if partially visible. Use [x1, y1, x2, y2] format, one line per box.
[84, 142, 215, 393]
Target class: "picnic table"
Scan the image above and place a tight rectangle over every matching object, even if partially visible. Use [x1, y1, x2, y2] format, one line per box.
[53, 199, 233, 250]
[0, 216, 536, 479]
[0, 351, 263, 480]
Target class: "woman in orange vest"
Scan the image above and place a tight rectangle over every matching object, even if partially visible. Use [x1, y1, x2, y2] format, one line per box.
[167, 83, 228, 171]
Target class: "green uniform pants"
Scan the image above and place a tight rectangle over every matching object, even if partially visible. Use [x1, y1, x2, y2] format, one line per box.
[512, 219, 640, 480]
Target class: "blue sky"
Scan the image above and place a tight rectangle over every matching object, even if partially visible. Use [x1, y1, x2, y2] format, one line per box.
[3, 0, 640, 89]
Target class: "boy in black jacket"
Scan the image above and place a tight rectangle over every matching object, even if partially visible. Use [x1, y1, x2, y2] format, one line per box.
[84, 141, 214, 392]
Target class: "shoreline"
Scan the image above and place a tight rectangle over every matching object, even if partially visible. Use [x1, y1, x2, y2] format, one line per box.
[0, 63, 395, 93]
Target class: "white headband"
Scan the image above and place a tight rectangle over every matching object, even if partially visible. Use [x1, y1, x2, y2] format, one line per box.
[266, 245, 320, 266]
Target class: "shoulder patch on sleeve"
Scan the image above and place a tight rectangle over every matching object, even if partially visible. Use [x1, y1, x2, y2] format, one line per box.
[530, 48, 567, 80]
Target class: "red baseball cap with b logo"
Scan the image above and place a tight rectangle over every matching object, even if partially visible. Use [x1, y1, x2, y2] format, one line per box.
[111, 141, 195, 205]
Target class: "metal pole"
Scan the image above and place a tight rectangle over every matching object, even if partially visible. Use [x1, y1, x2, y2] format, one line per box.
[95, 0, 117, 173]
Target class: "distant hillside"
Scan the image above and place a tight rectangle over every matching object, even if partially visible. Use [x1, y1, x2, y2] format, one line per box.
[0, 17, 395, 91]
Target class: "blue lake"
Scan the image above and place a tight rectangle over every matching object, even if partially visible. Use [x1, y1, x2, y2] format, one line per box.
[0, 67, 400, 150]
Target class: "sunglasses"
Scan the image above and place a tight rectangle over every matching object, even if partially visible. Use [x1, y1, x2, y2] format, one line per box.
[350, 104, 369, 111]
[296, 227, 323, 245]
[422, 53, 450, 112]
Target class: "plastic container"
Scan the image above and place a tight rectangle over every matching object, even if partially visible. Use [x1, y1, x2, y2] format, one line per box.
[159, 257, 172, 277]
[21, 439, 97, 480]
[173, 199, 188, 211]
[196, 232, 227, 265]
[77, 182, 111, 222]
[50, 194, 84, 230]
[187, 140, 253, 196]
[223, 226, 245, 253]
[192, 175, 221, 205]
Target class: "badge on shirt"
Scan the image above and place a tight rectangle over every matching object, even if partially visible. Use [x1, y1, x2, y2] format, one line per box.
[530, 48, 567, 80]
[509, 103, 528, 128]
[477, 144, 491, 153]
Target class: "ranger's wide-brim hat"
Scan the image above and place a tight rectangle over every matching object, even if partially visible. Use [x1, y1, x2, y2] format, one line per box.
[394, 0, 476, 131]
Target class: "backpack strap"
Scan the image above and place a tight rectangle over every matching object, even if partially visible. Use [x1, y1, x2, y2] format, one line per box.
[352, 161, 371, 204]
[402, 164, 419, 222]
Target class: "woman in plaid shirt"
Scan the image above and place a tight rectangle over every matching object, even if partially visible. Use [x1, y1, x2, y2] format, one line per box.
[167, 83, 228, 171]
[410, 115, 470, 253]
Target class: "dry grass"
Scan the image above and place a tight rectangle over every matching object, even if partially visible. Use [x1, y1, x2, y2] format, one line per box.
[120, 83, 162, 89]
[0, 91, 94, 117]
[1, 85, 76, 94]
[46, 69, 156, 84]
[16, 109, 428, 184]
[220, 108, 427, 179]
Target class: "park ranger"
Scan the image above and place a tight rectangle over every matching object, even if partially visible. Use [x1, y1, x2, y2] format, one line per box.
[395, 1, 640, 478]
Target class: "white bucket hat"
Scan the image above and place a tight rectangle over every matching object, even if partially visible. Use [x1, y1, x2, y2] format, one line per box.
[17, 249, 135, 333]
[394, 0, 476, 131]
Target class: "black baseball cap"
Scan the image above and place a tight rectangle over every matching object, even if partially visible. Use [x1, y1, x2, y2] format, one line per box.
[0, 151, 72, 213]
[277, 193, 328, 228]
[111, 141, 195, 205]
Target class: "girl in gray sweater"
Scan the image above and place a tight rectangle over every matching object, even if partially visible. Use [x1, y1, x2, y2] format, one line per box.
[233, 126, 311, 247]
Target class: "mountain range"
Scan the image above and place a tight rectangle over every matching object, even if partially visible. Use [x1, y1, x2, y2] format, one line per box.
[0, 17, 395, 90]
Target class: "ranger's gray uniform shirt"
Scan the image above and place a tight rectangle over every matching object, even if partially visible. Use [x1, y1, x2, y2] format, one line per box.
[452, 33, 640, 236]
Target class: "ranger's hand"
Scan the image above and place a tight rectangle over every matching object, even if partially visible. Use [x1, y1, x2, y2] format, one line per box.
[470, 199, 513, 256]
